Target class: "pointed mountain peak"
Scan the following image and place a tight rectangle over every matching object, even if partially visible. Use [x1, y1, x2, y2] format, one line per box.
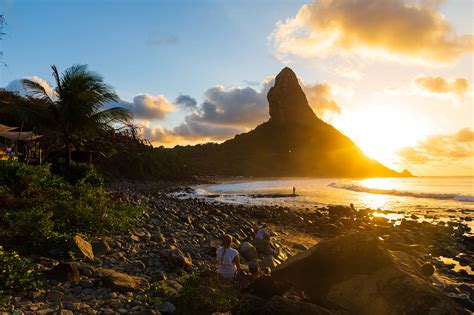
[268, 67, 317, 124]
[277, 67, 297, 78]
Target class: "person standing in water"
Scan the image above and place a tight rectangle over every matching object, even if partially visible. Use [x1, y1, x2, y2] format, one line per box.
[292, 186, 296, 196]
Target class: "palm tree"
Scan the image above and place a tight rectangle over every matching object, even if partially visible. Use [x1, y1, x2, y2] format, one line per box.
[3, 64, 132, 165]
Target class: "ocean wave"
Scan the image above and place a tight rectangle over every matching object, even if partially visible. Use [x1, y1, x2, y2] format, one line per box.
[328, 182, 474, 203]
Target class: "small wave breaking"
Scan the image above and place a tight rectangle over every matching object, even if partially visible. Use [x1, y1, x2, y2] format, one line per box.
[328, 182, 474, 203]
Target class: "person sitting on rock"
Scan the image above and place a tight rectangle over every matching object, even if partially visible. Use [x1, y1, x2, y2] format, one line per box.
[248, 261, 260, 280]
[216, 234, 241, 281]
[256, 222, 271, 241]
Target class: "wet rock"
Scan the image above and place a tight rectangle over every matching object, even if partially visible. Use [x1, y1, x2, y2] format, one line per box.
[44, 262, 80, 284]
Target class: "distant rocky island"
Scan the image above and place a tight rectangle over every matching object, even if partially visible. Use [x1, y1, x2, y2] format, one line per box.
[173, 67, 411, 177]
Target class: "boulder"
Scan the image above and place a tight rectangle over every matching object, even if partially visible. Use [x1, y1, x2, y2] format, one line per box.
[44, 289, 66, 302]
[98, 268, 148, 292]
[239, 294, 267, 314]
[70, 235, 94, 261]
[261, 296, 332, 315]
[152, 232, 166, 243]
[44, 262, 80, 284]
[421, 262, 435, 277]
[154, 280, 183, 296]
[239, 242, 258, 261]
[246, 275, 292, 299]
[161, 246, 192, 270]
[251, 232, 467, 314]
[327, 205, 353, 218]
[157, 301, 176, 314]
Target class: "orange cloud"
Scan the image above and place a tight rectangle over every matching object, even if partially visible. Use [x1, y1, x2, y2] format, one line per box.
[115, 94, 175, 120]
[414, 76, 470, 97]
[271, 0, 474, 64]
[397, 128, 474, 164]
[303, 83, 341, 119]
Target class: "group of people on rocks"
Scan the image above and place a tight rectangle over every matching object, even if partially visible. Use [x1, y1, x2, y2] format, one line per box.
[215, 221, 273, 286]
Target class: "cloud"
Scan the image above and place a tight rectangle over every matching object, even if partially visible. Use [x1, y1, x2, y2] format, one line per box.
[114, 94, 175, 120]
[302, 82, 341, 119]
[6, 76, 56, 97]
[270, 0, 474, 64]
[173, 119, 244, 140]
[186, 85, 270, 128]
[147, 35, 179, 47]
[244, 80, 261, 87]
[139, 121, 243, 145]
[174, 94, 197, 109]
[144, 80, 275, 144]
[414, 76, 470, 97]
[141, 76, 343, 146]
[397, 128, 474, 164]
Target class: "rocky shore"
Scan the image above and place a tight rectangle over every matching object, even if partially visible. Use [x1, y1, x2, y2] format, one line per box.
[3, 182, 473, 314]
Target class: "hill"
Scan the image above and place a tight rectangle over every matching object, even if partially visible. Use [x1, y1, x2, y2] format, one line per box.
[172, 67, 410, 177]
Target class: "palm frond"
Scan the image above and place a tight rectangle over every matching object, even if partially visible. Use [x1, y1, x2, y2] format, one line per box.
[21, 79, 55, 102]
[0, 98, 55, 128]
[51, 65, 62, 96]
[92, 107, 133, 125]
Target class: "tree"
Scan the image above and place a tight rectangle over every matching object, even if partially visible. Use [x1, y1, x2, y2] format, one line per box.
[2, 64, 132, 165]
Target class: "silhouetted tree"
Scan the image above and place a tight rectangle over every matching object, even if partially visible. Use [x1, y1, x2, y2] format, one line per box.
[1, 64, 132, 165]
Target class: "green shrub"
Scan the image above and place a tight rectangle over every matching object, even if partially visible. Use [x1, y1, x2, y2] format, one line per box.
[0, 246, 41, 299]
[5, 206, 54, 240]
[51, 159, 103, 186]
[173, 272, 240, 314]
[0, 160, 50, 193]
[0, 161, 141, 251]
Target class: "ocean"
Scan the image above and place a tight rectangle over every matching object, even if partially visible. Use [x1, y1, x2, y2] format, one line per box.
[182, 177, 474, 232]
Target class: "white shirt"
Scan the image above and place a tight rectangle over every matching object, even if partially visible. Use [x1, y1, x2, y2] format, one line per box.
[216, 247, 239, 279]
[256, 226, 268, 240]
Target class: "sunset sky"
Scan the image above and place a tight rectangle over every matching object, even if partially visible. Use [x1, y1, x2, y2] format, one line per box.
[1, 0, 473, 176]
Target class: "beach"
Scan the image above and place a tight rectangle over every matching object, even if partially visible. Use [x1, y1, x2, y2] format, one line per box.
[6, 180, 472, 314]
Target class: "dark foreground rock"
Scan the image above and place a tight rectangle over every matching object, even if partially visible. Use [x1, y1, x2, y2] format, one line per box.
[241, 294, 332, 315]
[250, 231, 468, 314]
[44, 262, 80, 284]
